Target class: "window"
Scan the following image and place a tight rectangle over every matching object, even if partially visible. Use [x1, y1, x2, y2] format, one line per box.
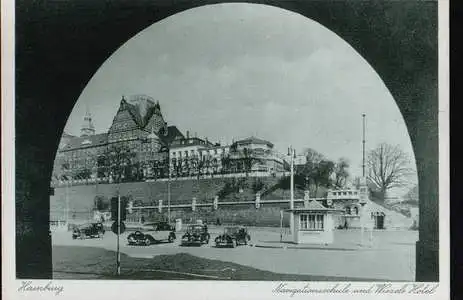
[300, 214, 324, 231]
[353, 206, 359, 215]
[346, 207, 351, 215]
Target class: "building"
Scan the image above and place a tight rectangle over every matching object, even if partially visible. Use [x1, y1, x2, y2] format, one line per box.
[51, 95, 288, 187]
[52, 95, 184, 185]
[227, 136, 286, 174]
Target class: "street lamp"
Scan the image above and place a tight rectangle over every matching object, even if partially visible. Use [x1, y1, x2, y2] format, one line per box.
[287, 146, 296, 236]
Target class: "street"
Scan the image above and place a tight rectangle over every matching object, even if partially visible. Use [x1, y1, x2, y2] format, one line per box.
[52, 226, 417, 281]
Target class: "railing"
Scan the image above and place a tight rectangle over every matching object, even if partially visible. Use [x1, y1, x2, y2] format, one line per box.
[127, 198, 332, 212]
[50, 171, 288, 187]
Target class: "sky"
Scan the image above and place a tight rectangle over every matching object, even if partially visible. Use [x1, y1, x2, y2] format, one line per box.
[64, 3, 417, 194]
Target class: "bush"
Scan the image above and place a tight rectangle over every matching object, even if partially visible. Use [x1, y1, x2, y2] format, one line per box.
[252, 179, 265, 193]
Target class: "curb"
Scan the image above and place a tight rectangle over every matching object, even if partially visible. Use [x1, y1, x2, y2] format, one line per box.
[252, 243, 360, 251]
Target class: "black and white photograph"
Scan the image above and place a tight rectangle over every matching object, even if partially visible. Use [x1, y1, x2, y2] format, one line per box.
[3, 0, 449, 299]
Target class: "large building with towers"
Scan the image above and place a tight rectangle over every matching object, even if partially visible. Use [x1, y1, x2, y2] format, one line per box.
[51, 94, 286, 187]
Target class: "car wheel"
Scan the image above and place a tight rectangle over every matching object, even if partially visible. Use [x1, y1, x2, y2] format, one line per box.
[145, 238, 151, 246]
[168, 235, 174, 243]
[72, 235, 76, 240]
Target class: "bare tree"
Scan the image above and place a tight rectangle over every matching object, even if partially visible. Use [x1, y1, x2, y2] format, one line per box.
[367, 143, 414, 200]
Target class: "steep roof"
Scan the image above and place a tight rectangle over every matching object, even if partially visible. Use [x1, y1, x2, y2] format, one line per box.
[61, 133, 108, 151]
[122, 95, 159, 129]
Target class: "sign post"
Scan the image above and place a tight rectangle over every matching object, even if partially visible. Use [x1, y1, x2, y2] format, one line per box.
[111, 195, 126, 276]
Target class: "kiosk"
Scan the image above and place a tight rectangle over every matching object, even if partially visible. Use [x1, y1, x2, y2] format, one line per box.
[286, 199, 342, 245]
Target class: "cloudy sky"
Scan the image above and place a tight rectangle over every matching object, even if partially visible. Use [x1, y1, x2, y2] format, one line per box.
[64, 3, 417, 191]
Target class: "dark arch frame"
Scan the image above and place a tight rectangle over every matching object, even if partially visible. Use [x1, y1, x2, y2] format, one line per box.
[15, 0, 438, 281]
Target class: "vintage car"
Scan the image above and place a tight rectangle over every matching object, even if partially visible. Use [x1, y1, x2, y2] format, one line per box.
[180, 224, 210, 246]
[127, 222, 176, 246]
[72, 222, 105, 239]
[214, 226, 251, 247]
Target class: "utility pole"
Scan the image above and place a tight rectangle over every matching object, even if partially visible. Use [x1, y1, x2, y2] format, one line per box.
[167, 154, 171, 224]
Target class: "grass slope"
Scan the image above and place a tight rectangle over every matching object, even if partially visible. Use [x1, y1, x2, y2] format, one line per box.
[53, 245, 382, 281]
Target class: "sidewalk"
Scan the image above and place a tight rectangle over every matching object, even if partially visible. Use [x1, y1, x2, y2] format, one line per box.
[247, 228, 415, 251]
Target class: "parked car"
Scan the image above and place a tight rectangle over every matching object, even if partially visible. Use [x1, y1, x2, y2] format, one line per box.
[215, 226, 251, 248]
[127, 222, 176, 246]
[181, 224, 210, 246]
[72, 222, 105, 239]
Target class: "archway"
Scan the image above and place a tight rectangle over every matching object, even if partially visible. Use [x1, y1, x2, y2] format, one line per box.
[15, 1, 438, 281]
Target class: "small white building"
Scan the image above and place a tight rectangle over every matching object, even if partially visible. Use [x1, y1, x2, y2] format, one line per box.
[286, 200, 343, 244]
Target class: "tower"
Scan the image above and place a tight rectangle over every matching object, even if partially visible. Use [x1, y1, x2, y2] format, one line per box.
[80, 106, 95, 137]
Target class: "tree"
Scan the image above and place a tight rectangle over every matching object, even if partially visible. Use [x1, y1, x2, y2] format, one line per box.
[367, 143, 414, 201]
[332, 158, 350, 188]
[74, 168, 92, 180]
[252, 178, 265, 193]
[241, 147, 263, 177]
[221, 154, 231, 175]
[296, 148, 335, 195]
[104, 144, 136, 183]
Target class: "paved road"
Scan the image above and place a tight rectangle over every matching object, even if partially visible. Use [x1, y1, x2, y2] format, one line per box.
[52, 227, 417, 281]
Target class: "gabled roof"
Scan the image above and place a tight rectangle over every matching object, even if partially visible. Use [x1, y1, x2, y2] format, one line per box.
[61, 133, 108, 151]
[235, 136, 273, 148]
[122, 95, 159, 129]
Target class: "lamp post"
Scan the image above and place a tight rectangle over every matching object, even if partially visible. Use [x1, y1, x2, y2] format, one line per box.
[287, 146, 296, 236]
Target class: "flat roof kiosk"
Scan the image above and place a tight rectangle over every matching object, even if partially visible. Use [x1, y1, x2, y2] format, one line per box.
[286, 198, 343, 245]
